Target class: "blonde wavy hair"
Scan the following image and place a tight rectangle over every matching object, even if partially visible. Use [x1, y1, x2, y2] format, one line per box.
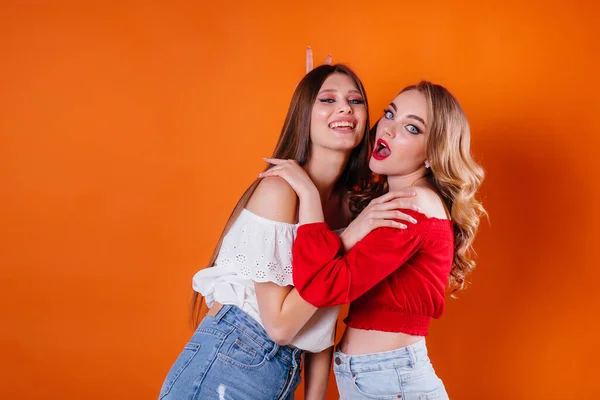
[350, 81, 486, 295]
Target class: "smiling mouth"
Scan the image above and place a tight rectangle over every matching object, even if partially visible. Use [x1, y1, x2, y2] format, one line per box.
[328, 121, 356, 130]
[373, 139, 391, 160]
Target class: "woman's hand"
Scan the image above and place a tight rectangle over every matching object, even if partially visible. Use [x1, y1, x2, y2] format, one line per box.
[259, 158, 324, 224]
[340, 190, 421, 251]
[259, 158, 317, 199]
[306, 46, 332, 73]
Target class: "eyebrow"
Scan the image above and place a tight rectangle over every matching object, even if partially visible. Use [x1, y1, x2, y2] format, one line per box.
[389, 102, 427, 127]
[407, 114, 426, 127]
[319, 89, 362, 94]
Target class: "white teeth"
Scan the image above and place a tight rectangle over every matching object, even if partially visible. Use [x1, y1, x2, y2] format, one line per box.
[379, 142, 387, 148]
[329, 121, 355, 129]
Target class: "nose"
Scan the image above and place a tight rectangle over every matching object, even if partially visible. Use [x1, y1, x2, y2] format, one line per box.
[337, 100, 353, 114]
[385, 120, 403, 138]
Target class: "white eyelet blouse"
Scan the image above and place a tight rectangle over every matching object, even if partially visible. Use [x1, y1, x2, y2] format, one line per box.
[192, 209, 341, 353]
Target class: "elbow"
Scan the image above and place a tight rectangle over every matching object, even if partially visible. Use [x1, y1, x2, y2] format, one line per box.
[264, 325, 294, 346]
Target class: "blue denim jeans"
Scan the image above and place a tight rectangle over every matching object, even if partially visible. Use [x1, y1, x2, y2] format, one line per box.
[159, 304, 303, 400]
[333, 339, 448, 400]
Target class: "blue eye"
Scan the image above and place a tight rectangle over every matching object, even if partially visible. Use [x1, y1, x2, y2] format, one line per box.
[406, 124, 420, 134]
[319, 98, 335, 103]
[383, 110, 394, 120]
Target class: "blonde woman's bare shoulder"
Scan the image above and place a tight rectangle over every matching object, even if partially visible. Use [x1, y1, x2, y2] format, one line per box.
[408, 185, 450, 220]
[246, 177, 298, 224]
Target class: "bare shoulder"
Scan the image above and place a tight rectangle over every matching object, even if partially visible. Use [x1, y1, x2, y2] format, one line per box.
[246, 177, 298, 224]
[409, 185, 450, 220]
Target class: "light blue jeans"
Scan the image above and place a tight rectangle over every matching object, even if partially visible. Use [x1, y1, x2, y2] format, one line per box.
[159, 304, 303, 400]
[333, 339, 449, 400]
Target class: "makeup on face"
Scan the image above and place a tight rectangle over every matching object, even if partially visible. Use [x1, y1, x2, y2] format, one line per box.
[369, 90, 429, 176]
[316, 86, 364, 135]
[309, 72, 369, 156]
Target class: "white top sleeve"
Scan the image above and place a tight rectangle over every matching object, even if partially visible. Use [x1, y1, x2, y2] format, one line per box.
[214, 208, 297, 286]
[192, 208, 340, 353]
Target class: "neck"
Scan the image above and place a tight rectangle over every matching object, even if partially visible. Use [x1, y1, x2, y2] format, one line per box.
[386, 168, 428, 192]
[304, 146, 349, 200]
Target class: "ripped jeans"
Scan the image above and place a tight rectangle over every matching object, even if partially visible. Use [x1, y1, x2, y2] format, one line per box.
[159, 304, 302, 400]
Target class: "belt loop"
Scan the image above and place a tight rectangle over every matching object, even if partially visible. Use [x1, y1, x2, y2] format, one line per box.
[213, 304, 231, 323]
[293, 348, 302, 367]
[407, 344, 417, 368]
[266, 342, 279, 360]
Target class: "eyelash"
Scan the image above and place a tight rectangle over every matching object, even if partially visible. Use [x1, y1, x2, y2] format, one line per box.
[383, 109, 422, 134]
[406, 124, 421, 134]
[319, 98, 364, 104]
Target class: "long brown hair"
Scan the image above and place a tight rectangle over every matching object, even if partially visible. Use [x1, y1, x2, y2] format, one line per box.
[350, 81, 486, 296]
[191, 64, 371, 326]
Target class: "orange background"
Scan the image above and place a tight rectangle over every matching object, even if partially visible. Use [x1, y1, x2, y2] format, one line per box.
[2, 1, 599, 399]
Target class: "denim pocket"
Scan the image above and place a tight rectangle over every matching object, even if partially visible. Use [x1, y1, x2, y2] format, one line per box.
[217, 336, 267, 370]
[159, 343, 201, 399]
[227, 338, 257, 364]
[400, 364, 447, 400]
[351, 369, 403, 400]
[418, 388, 444, 399]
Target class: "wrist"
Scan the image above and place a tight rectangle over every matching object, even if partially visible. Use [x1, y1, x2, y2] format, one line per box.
[339, 231, 354, 252]
[298, 185, 319, 200]
[297, 186, 325, 224]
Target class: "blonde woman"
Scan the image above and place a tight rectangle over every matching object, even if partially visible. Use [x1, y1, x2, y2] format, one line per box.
[262, 80, 486, 399]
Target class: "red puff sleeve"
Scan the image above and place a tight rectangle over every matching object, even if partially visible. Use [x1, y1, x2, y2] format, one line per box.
[292, 222, 425, 307]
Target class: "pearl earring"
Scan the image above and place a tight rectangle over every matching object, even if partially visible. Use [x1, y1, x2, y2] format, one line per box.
[425, 160, 431, 169]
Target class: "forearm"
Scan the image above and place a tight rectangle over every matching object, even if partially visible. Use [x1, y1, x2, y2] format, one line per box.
[304, 347, 333, 400]
[276, 288, 319, 339]
[293, 226, 423, 307]
[256, 283, 318, 344]
[298, 188, 324, 225]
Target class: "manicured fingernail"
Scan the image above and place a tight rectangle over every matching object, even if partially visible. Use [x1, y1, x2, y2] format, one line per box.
[400, 224, 407, 229]
[412, 218, 418, 224]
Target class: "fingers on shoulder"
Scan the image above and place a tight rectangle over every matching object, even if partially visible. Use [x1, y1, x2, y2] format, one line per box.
[410, 186, 447, 218]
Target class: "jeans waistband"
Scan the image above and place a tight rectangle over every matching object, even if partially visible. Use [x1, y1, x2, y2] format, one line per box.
[333, 339, 429, 374]
[212, 304, 303, 367]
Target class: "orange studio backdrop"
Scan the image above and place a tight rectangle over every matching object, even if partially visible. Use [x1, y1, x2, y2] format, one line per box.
[1, 1, 599, 399]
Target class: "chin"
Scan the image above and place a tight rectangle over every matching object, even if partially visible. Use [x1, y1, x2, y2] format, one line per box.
[368, 158, 388, 175]
[330, 139, 361, 152]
